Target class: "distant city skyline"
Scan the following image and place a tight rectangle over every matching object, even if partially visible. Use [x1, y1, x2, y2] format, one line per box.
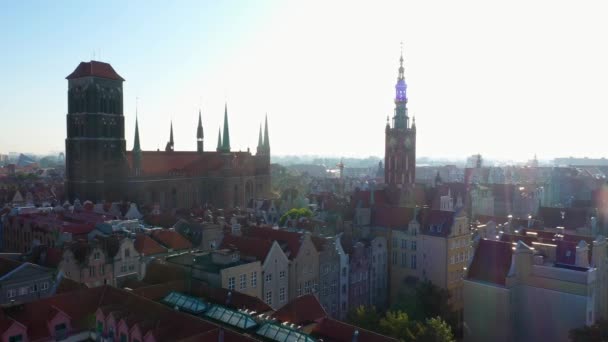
[1, 1, 608, 160]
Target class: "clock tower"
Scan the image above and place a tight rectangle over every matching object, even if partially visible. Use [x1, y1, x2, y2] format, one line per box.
[385, 49, 416, 203]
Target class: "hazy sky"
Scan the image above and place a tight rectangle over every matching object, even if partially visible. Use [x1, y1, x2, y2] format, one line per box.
[1, 0, 608, 160]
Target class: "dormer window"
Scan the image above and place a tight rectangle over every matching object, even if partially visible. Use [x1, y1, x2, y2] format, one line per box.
[54, 323, 67, 340]
[9, 335, 23, 342]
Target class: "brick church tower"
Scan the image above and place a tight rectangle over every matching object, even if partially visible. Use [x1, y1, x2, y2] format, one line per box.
[65, 61, 128, 202]
[385, 49, 416, 205]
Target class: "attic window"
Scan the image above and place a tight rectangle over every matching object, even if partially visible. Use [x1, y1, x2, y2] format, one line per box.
[8, 335, 22, 342]
[54, 323, 67, 340]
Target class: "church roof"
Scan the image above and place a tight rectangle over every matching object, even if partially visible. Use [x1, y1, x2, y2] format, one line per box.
[66, 61, 125, 81]
[126, 151, 256, 177]
[126, 151, 200, 176]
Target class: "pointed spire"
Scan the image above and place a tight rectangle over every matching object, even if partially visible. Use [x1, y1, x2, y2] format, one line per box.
[393, 42, 408, 129]
[398, 41, 405, 81]
[263, 113, 270, 152]
[133, 107, 141, 152]
[197, 109, 204, 153]
[133, 103, 142, 176]
[257, 124, 263, 154]
[217, 127, 222, 151]
[221, 103, 231, 152]
[197, 109, 203, 139]
[165, 120, 174, 152]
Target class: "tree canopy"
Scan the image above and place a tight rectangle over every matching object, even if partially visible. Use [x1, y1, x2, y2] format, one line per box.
[346, 306, 455, 342]
[279, 207, 313, 226]
[391, 280, 456, 327]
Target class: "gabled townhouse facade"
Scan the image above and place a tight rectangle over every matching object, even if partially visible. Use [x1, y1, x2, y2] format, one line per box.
[60, 240, 114, 287]
[221, 234, 290, 309]
[245, 227, 320, 301]
[314, 235, 345, 318]
[0, 258, 56, 305]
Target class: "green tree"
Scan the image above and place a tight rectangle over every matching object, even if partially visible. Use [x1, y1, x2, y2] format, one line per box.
[279, 207, 313, 226]
[392, 281, 455, 324]
[569, 320, 608, 342]
[347, 306, 380, 331]
[415, 317, 455, 342]
[379, 310, 416, 341]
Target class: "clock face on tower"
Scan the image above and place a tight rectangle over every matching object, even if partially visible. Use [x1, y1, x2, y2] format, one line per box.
[389, 137, 397, 147]
[405, 137, 411, 148]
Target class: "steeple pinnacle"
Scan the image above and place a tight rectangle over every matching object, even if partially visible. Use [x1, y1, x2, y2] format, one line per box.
[393, 43, 409, 129]
[216, 127, 222, 152]
[133, 105, 141, 152]
[197, 109, 203, 139]
[221, 103, 231, 152]
[133, 102, 142, 176]
[197, 109, 204, 153]
[263, 113, 270, 153]
[165, 120, 174, 152]
[398, 41, 405, 81]
[256, 124, 263, 154]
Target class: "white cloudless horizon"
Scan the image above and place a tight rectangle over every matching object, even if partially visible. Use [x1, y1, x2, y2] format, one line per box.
[1, 0, 607, 162]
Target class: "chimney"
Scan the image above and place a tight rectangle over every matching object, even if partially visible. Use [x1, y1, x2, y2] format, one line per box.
[352, 330, 359, 342]
[592, 235, 607, 268]
[507, 240, 533, 283]
[226, 291, 232, 306]
[576, 240, 590, 268]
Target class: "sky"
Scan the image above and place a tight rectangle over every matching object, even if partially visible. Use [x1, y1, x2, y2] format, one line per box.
[1, 0, 608, 161]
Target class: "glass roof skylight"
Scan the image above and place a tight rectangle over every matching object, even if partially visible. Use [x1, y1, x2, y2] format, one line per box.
[256, 323, 316, 342]
[205, 305, 258, 329]
[162, 291, 208, 314]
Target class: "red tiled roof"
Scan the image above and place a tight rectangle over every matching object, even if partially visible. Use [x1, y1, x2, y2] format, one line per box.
[0, 257, 23, 276]
[56, 277, 87, 294]
[0, 317, 23, 337]
[273, 294, 327, 325]
[191, 281, 273, 313]
[141, 261, 186, 285]
[45, 247, 64, 268]
[135, 233, 167, 256]
[220, 234, 273, 262]
[132, 280, 186, 300]
[132, 278, 274, 313]
[373, 206, 415, 228]
[151, 229, 192, 250]
[245, 227, 304, 260]
[126, 151, 200, 176]
[311, 236, 327, 252]
[312, 317, 399, 342]
[6, 286, 105, 340]
[467, 239, 513, 286]
[351, 189, 388, 208]
[66, 61, 125, 81]
[419, 209, 456, 237]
